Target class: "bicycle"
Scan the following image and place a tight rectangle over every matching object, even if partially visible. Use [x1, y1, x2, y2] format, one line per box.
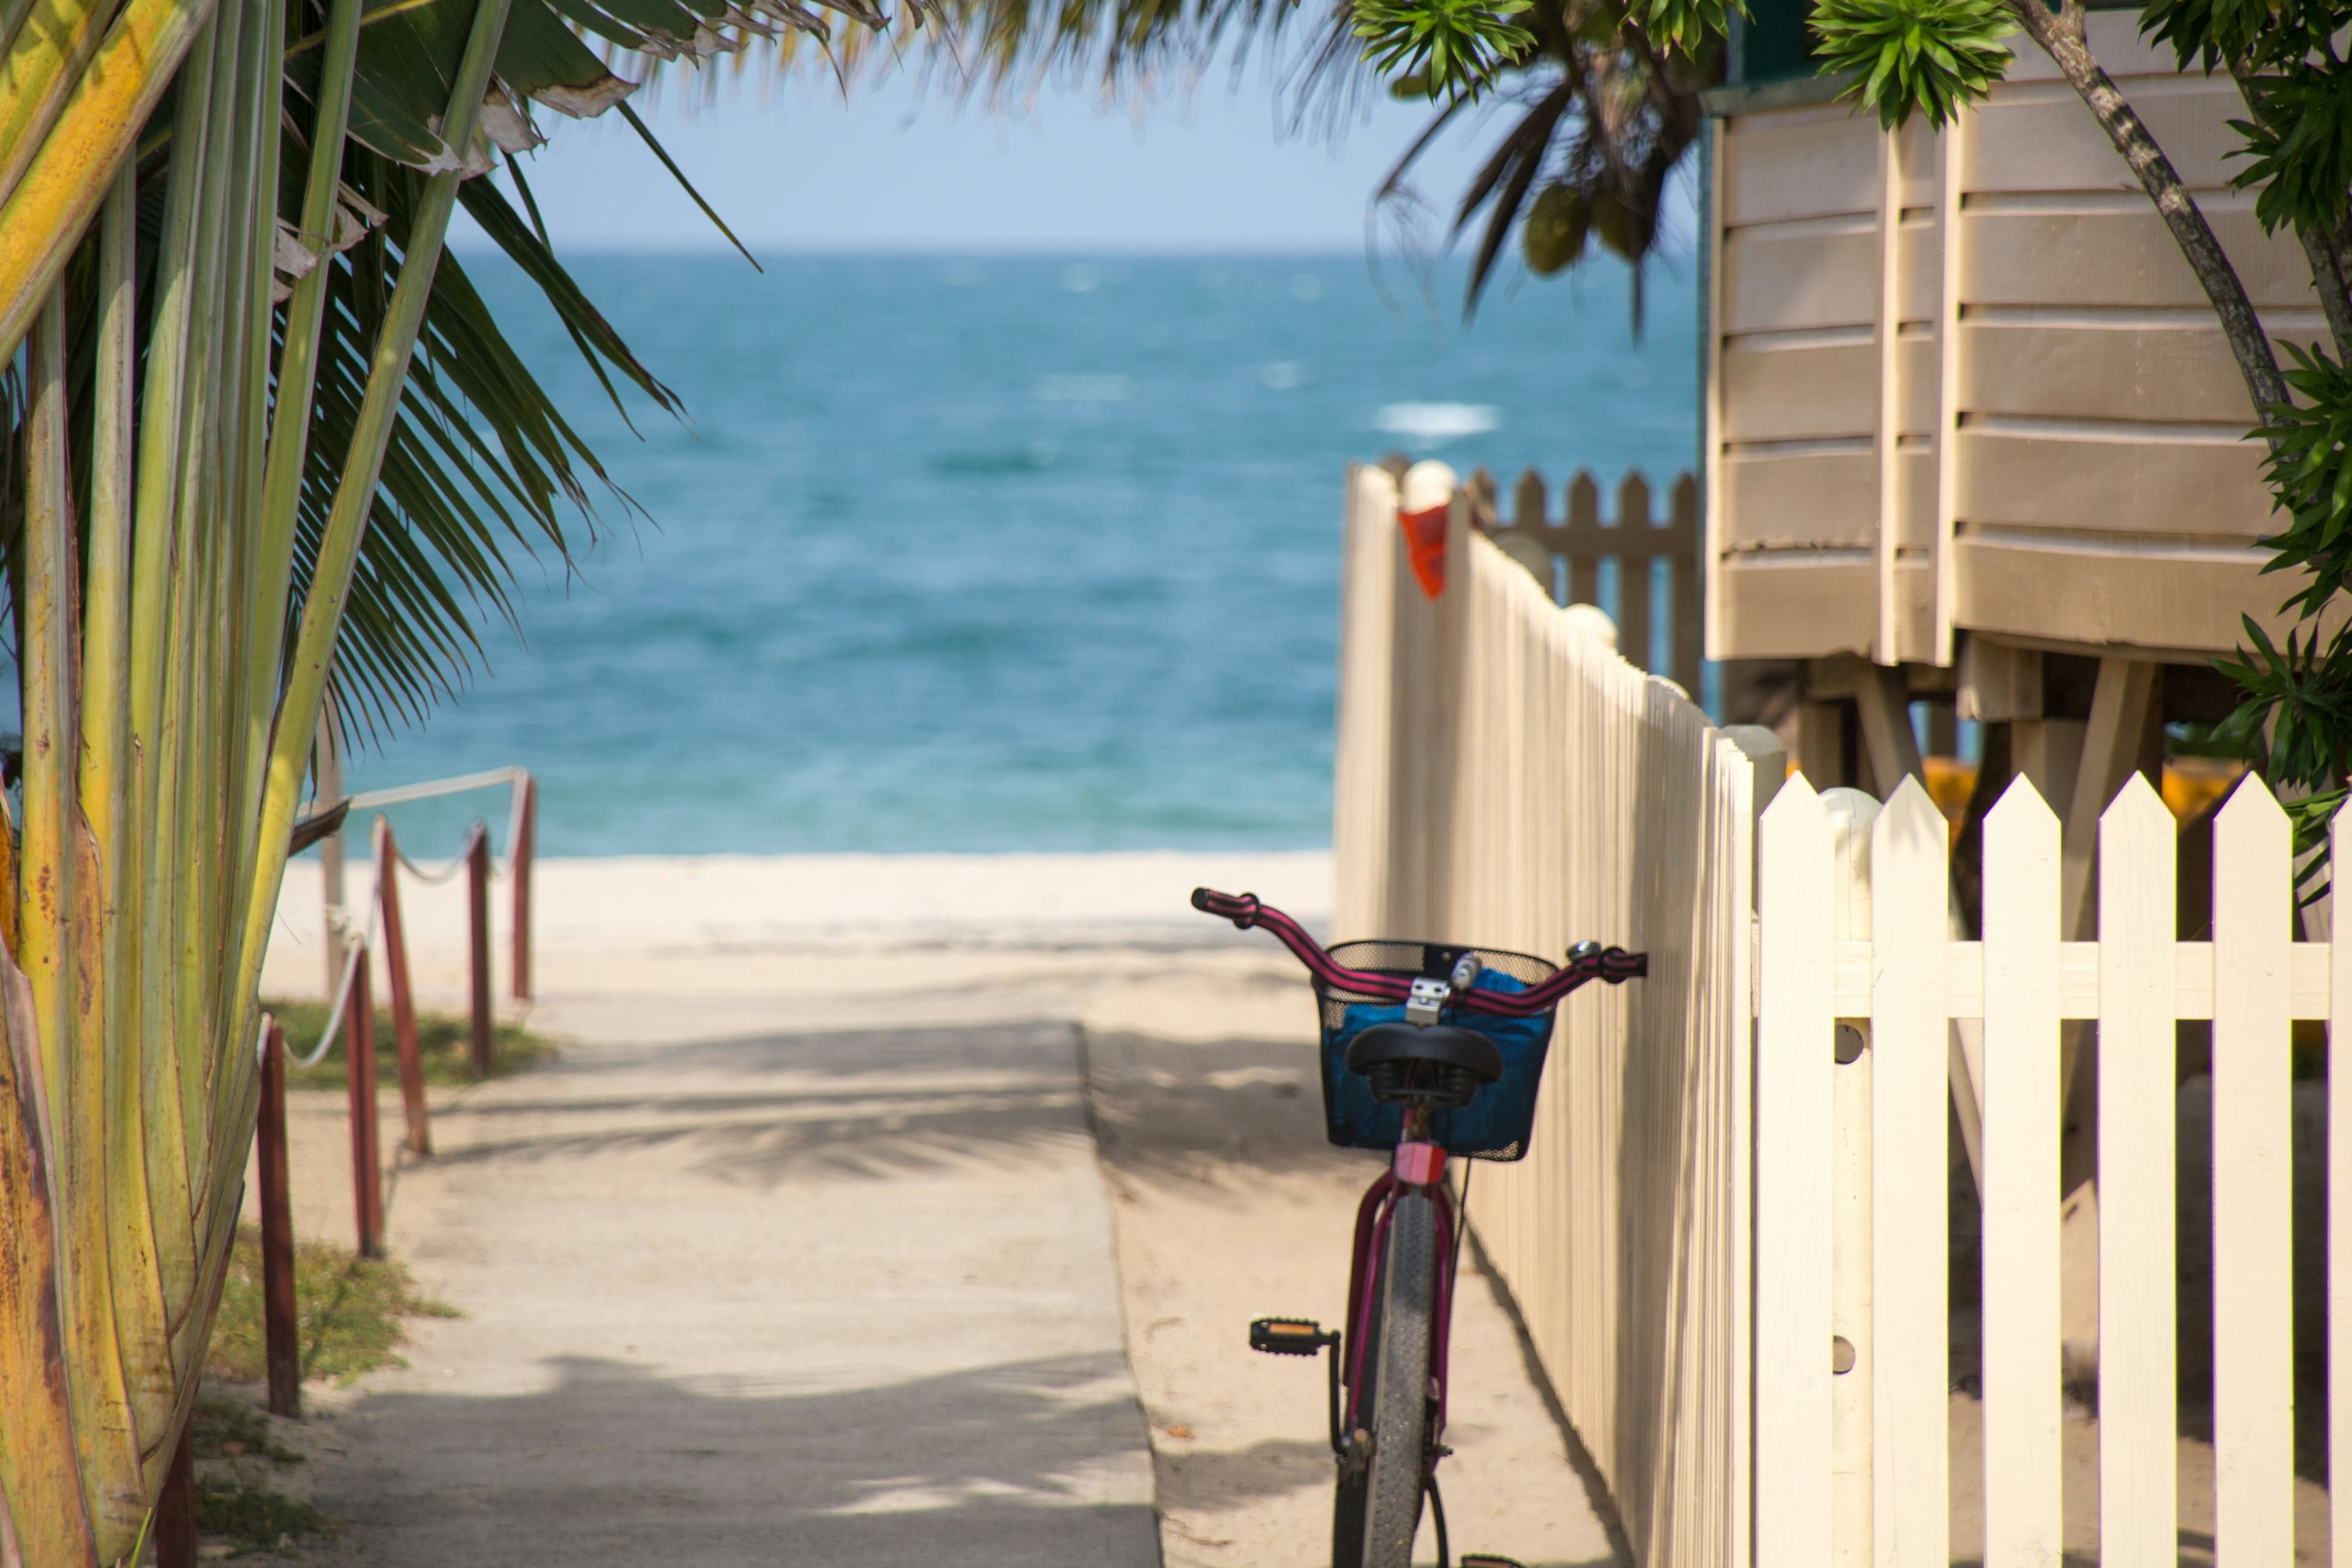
[1189, 888, 1646, 1568]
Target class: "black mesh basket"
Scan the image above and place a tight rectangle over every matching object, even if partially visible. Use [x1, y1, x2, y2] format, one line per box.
[1314, 940, 1559, 1161]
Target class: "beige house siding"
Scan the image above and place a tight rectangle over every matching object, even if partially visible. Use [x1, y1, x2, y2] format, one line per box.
[1703, 18, 2321, 664]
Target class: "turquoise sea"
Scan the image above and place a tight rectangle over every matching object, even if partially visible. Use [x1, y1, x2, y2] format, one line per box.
[347, 252, 1701, 856]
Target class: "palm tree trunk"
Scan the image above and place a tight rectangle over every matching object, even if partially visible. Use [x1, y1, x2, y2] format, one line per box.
[2008, 0, 2290, 419]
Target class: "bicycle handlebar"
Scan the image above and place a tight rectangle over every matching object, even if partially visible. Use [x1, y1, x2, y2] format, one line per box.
[1189, 888, 1645, 1017]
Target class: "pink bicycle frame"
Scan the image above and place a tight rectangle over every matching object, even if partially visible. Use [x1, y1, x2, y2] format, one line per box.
[1340, 1140, 1458, 1450]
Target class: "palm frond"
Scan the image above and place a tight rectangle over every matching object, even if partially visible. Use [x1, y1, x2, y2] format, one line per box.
[291, 137, 671, 750]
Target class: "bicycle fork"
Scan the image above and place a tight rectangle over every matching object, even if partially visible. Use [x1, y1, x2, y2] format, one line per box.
[1251, 1136, 1525, 1568]
[1247, 1139, 1460, 1460]
[1341, 1140, 1457, 1464]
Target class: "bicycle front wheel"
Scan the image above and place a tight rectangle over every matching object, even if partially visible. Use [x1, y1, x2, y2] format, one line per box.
[1347, 1189, 1436, 1568]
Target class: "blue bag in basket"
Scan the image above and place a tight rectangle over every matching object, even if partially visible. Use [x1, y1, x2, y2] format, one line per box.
[1320, 968, 1555, 1161]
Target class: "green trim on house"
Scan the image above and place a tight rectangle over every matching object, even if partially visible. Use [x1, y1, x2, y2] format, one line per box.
[1701, 72, 1856, 116]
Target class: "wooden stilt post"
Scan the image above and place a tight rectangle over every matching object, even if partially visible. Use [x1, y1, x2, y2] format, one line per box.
[468, 826, 493, 1077]
[347, 957, 384, 1259]
[375, 817, 429, 1156]
[260, 1021, 301, 1419]
[156, 1417, 196, 1568]
[511, 772, 535, 1002]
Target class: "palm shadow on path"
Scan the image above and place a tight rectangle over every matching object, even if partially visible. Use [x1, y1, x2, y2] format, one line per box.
[317, 1353, 1161, 1568]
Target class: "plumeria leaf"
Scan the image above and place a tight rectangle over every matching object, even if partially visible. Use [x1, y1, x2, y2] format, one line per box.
[1810, 0, 2013, 130]
[1351, 0, 1536, 99]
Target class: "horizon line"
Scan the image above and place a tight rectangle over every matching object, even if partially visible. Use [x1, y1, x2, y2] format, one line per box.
[445, 238, 1684, 268]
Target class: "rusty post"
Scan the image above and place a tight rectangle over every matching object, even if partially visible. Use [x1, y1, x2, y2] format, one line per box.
[511, 772, 535, 1001]
[156, 1420, 197, 1567]
[375, 818, 430, 1156]
[468, 826, 492, 1077]
[346, 957, 384, 1259]
[259, 1022, 301, 1419]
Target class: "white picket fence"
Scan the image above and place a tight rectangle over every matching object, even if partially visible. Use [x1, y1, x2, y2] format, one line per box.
[1760, 771, 2343, 1566]
[1333, 463, 1766, 1567]
[1335, 461, 2345, 1564]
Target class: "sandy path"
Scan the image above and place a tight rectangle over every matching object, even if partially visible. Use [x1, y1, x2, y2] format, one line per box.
[258, 853, 1618, 1566]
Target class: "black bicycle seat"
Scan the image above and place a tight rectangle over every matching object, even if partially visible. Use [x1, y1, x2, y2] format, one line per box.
[1344, 1022, 1503, 1085]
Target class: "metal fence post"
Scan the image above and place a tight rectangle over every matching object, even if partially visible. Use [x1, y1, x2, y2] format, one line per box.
[468, 826, 492, 1077]
[511, 772, 535, 1001]
[260, 1021, 301, 1419]
[375, 817, 429, 1156]
[347, 956, 384, 1259]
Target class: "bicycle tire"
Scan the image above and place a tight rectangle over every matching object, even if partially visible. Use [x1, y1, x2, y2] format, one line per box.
[1340, 1190, 1436, 1568]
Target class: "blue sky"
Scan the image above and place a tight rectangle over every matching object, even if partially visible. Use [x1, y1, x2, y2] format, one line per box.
[456, 56, 1519, 253]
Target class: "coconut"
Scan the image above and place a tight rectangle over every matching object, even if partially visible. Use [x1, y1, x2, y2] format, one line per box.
[1591, 188, 1650, 261]
[1521, 184, 1589, 276]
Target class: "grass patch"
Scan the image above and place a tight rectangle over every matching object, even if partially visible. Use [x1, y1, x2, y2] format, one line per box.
[189, 1399, 333, 1558]
[264, 996, 553, 1090]
[209, 1227, 457, 1388]
[194, 1481, 336, 1556]
[192, 1399, 303, 1467]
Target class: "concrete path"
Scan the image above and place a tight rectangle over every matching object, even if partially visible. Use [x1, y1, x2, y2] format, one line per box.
[310, 992, 1156, 1567]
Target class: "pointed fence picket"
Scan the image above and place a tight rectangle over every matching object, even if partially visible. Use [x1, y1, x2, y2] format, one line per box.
[2098, 776, 2177, 1563]
[1333, 463, 2346, 1564]
[1757, 778, 1834, 1567]
[2335, 809, 2352, 1568]
[2212, 779, 2296, 1560]
[1870, 781, 1949, 1568]
[1980, 782, 2061, 1568]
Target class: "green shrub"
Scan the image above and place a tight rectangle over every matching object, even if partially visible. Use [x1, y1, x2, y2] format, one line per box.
[193, 1482, 336, 1556]
[209, 1228, 456, 1388]
[264, 997, 553, 1089]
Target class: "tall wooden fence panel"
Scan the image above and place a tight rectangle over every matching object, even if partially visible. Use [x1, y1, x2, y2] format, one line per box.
[1332, 462, 1762, 1568]
[1470, 466, 1703, 696]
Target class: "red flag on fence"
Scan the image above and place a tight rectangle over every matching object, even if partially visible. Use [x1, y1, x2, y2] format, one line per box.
[1398, 461, 1456, 600]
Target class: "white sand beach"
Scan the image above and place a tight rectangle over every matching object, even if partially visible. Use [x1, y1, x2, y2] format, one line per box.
[261, 848, 1336, 1004]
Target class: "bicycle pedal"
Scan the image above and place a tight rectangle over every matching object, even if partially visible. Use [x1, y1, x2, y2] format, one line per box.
[1248, 1316, 1337, 1356]
[1459, 1558, 1527, 1568]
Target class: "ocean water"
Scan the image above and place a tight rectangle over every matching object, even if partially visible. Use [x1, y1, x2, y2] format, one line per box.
[345, 252, 1700, 856]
